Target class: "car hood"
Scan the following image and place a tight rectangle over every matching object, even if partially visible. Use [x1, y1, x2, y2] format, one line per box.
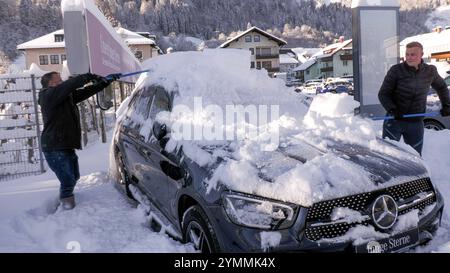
[200, 137, 429, 205]
[257, 138, 427, 185]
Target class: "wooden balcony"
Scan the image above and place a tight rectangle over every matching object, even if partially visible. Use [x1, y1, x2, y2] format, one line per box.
[320, 67, 334, 72]
[340, 54, 353, 61]
[255, 54, 279, 60]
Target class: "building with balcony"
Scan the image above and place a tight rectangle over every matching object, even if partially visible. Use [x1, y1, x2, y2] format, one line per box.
[400, 26, 450, 63]
[314, 38, 353, 79]
[17, 28, 162, 73]
[219, 26, 287, 77]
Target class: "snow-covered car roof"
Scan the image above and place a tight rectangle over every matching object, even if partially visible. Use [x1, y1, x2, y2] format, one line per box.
[124, 50, 428, 206]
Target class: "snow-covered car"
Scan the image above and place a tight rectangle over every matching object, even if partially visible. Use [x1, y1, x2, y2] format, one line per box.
[110, 50, 444, 253]
[424, 72, 450, 130]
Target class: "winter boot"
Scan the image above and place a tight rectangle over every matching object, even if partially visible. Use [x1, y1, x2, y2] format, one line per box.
[60, 195, 76, 210]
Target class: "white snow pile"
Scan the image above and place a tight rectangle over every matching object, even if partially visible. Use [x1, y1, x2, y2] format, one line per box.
[0, 134, 195, 253]
[121, 49, 430, 207]
[260, 231, 282, 252]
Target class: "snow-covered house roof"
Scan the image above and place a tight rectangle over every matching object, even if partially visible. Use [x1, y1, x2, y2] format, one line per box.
[17, 28, 156, 50]
[315, 39, 352, 60]
[17, 30, 65, 50]
[219, 26, 287, 48]
[400, 28, 450, 58]
[290, 48, 322, 63]
[116, 27, 156, 46]
[280, 54, 299, 65]
[293, 59, 317, 72]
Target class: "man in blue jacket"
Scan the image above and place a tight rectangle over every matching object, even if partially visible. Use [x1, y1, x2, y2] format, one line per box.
[378, 41, 450, 155]
[38, 72, 119, 210]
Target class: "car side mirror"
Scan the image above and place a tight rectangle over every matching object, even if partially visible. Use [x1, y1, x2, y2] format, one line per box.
[96, 85, 114, 110]
[153, 121, 167, 141]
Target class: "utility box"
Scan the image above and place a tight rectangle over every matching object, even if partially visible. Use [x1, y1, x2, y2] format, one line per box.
[352, 0, 400, 117]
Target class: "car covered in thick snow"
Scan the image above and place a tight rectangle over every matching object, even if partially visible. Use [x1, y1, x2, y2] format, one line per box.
[110, 50, 444, 253]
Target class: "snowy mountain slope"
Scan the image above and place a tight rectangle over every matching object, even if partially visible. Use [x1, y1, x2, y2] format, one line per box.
[426, 5, 450, 30]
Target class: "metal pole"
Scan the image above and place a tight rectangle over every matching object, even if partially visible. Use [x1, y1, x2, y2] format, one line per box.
[79, 102, 88, 146]
[100, 109, 106, 143]
[113, 82, 117, 113]
[119, 82, 125, 103]
[31, 74, 45, 174]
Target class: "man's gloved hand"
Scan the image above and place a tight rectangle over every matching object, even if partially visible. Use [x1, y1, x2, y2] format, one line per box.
[106, 73, 121, 82]
[440, 107, 450, 117]
[93, 76, 113, 89]
[81, 73, 99, 83]
[388, 108, 403, 120]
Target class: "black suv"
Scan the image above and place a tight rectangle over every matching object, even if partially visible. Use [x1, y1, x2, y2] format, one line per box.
[111, 84, 444, 253]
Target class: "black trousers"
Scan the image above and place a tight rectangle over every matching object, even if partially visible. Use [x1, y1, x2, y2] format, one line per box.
[382, 119, 424, 155]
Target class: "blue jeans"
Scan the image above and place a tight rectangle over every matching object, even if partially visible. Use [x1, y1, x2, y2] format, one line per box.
[382, 119, 424, 155]
[44, 150, 80, 199]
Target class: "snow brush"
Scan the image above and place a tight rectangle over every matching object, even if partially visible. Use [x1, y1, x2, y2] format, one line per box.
[371, 112, 440, 121]
[105, 69, 151, 81]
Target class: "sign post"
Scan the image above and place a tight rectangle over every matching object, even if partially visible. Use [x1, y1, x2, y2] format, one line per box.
[62, 0, 142, 82]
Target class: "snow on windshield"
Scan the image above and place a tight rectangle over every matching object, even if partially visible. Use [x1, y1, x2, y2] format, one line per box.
[121, 49, 428, 206]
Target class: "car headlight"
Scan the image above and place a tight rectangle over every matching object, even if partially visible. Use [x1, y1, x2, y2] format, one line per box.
[222, 192, 298, 230]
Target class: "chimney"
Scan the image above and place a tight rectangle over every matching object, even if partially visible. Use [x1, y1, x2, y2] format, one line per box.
[339, 36, 345, 43]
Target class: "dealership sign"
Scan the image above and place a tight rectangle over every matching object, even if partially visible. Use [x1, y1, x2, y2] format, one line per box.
[62, 0, 141, 82]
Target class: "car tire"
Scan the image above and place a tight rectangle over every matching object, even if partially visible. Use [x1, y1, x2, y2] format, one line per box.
[182, 205, 220, 253]
[117, 151, 135, 200]
[424, 120, 444, 131]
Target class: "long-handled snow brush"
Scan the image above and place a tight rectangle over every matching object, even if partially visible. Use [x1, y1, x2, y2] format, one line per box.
[105, 69, 151, 81]
[96, 69, 152, 110]
[371, 112, 440, 121]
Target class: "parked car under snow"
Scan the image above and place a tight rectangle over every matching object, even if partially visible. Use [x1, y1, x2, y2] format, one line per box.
[110, 49, 444, 253]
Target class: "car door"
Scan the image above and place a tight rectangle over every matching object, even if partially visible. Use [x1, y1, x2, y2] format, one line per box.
[120, 87, 164, 204]
[119, 89, 148, 190]
[138, 86, 174, 214]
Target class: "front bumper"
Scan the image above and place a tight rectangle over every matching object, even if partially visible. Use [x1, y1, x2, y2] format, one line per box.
[206, 188, 444, 253]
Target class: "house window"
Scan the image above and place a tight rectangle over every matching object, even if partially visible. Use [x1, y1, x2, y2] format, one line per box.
[245, 35, 252, 42]
[39, 55, 49, 65]
[343, 60, 348, 66]
[54, 34, 64, 42]
[306, 70, 310, 75]
[254, 35, 260, 42]
[61, 54, 67, 62]
[249, 48, 254, 55]
[250, 62, 255, 68]
[256, 62, 261, 69]
[256, 48, 271, 57]
[135, 51, 143, 61]
[50, 55, 59, 65]
[262, 61, 272, 69]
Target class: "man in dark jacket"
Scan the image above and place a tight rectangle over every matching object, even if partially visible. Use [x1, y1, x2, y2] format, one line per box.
[38, 72, 119, 210]
[378, 41, 450, 155]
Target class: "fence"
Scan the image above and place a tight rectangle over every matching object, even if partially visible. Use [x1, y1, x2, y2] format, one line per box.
[0, 75, 45, 181]
[0, 75, 135, 182]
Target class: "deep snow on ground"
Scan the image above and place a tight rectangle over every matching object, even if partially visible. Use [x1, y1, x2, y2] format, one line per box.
[0, 132, 194, 253]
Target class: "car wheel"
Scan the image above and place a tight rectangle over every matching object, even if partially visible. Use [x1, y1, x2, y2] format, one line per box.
[424, 120, 444, 131]
[182, 205, 220, 253]
[117, 151, 135, 200]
